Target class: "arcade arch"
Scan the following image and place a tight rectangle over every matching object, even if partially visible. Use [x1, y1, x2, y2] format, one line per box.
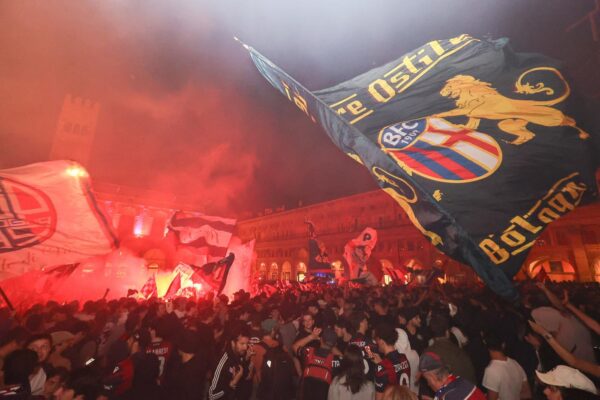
[281, 261, 292, 280]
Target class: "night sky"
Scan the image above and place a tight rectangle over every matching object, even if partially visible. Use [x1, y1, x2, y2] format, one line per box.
[0, 0, 597, 217]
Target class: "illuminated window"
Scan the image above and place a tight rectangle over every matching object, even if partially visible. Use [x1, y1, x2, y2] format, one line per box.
[133, 212, 153, 237]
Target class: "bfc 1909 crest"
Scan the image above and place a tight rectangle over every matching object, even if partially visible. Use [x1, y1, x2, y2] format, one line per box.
[378, 117, 502, 183]
[0, 177, 56, 253]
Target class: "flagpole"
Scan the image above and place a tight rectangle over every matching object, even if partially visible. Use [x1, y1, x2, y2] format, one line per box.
[233, 36, 250, 50]
[0, 287, 14, 311]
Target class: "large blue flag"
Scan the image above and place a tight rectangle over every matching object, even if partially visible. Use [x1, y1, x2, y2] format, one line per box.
[241, 35, 598, 300]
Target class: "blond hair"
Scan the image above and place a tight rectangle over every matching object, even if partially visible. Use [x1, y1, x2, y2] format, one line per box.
[382, 385, 417, 400]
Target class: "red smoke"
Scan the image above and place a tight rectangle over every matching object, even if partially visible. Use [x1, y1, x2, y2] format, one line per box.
[2, 0, 594, 219]
[0, 1, 376, 218]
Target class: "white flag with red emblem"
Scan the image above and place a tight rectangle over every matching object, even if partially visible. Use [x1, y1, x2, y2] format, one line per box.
[0, 161, 117, 274]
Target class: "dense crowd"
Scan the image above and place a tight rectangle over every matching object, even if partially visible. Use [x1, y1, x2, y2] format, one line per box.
[0, 276, 598, 400]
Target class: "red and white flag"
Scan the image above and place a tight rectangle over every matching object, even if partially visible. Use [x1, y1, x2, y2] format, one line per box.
[0, 161, 117, 273]
[164, 272, 182, 299]
[140, 274, 158, 299]
[166, 211, 236, 266]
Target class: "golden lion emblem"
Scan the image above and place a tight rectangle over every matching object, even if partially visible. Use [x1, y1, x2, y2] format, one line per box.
[434, 68, 589, 145]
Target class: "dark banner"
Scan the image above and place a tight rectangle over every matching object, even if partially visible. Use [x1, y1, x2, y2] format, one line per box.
[242, 35, 598, 300]
[305, 221, 332, 271]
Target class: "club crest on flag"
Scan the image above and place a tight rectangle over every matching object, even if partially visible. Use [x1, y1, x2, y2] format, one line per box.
[378, 117, 502, 183]
[0, 177, 57, 253]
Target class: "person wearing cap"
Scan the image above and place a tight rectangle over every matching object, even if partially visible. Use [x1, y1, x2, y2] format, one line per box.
[251, 319, 280, 384]
[418, 351, 485, 400]
[293, 326, 341, 400]
[424, 314, 476, 385]
[536, 365, 598, 400]
[48, 331, 74, 371]
[62, 320, 97, 371]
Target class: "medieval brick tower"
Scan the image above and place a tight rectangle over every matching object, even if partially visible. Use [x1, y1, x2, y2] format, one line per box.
[49, 95, 100, 166]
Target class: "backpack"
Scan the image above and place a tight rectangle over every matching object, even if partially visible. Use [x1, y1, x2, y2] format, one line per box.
[302, 347, 335, 384]
[257, 344, 295, 400]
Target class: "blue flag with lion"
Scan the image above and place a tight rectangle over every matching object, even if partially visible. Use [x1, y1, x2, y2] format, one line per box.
[241, 35, 598, 300]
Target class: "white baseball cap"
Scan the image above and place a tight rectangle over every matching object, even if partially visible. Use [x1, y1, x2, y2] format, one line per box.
[536, 366, 597, 394]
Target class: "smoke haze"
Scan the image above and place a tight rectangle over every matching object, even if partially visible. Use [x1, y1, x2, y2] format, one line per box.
[0, 0, 596, 216]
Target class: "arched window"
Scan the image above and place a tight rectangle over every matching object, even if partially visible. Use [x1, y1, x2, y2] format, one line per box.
[258, 263, 267, 279]
[296, 262, 307, 282]
[281, 261, 292, 281]
[270, 262, 279, 280]
[528, 258, 576, 282]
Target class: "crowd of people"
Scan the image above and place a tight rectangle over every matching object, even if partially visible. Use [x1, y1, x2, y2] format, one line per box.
[0, 275, 598, 400]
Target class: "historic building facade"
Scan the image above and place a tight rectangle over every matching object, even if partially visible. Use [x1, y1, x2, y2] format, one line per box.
[89, 182, 600, 285]
[236, 190, 600, 284]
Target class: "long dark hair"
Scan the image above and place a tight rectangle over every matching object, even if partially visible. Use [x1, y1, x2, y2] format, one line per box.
[341, 345, 369, 394]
